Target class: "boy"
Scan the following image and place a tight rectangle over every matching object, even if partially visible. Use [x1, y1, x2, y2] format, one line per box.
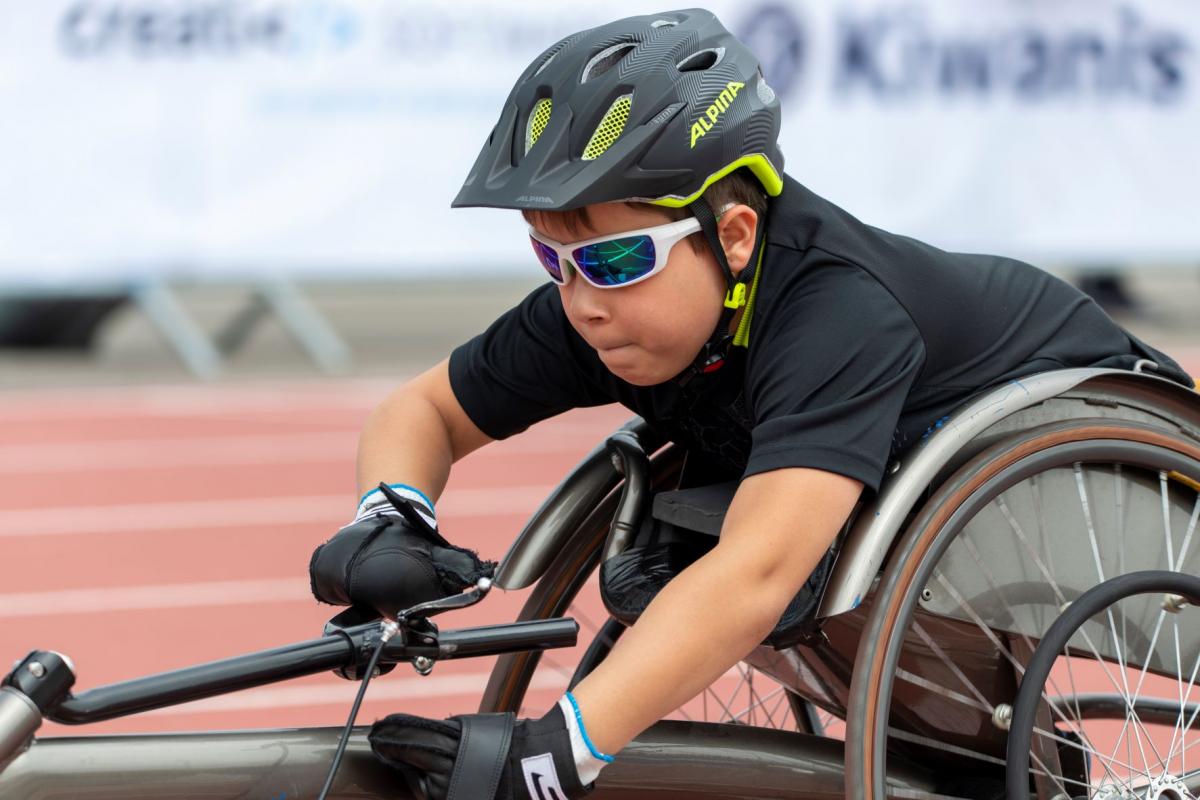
[308, 9, 1194, 799]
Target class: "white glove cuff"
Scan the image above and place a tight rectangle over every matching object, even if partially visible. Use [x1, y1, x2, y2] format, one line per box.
[557, 693, 614, 787]
[353, 483, 437, 529]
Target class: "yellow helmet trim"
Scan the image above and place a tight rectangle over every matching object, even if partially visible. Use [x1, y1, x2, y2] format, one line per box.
[648, 153, 784, 208]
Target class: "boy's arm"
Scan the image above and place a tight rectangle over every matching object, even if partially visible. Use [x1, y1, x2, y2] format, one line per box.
[356, 358, 494, 501]
[569, 466, 863, 754]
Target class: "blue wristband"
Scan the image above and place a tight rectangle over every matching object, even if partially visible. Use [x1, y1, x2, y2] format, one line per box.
[564, 691, 615, 763]
[358, 483, 435, 514]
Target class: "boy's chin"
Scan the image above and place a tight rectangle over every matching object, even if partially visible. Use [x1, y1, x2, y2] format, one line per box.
[598, 350, 672, 386]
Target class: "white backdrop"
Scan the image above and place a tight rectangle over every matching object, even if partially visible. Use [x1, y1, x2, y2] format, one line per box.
[0, 1, 1196, 285]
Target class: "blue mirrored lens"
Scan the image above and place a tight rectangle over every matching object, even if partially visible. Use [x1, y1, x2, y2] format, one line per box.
[530, 238, 564, 282]
[572, 236, 656, 286]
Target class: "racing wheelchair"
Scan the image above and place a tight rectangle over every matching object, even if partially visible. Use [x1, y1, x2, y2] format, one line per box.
[1, 365, 1197, 799]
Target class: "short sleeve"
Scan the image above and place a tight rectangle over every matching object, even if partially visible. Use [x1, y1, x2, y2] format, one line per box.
[448, 283, 614, 440]
[744, 261, 926, 492]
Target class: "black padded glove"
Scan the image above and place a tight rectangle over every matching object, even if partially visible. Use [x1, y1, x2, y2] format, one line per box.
[369, 704, 591, 800]
[308, 488, 495, 619]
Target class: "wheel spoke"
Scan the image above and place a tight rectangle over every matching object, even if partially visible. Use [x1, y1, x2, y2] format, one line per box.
[908, 619, 995, 712]
[952, 524, 1096, 738]
[893, 665, 991, 713]
[1029, 746, 1091, 794]
[1176, 493, 1200, 567]
[705, 671, 743, 723]
[1062, 643, 1091, 741]
[746, 664, 758, 727]
[886, 725, 1006, 767]
[1166, 612, 1186, 773]
[715, 665, 750, 723]
[729, 685, 787, 726]
[1167, 647, 1200, 773]
[1161, 471, 1177, 571]
[1122, 607, 1171, 773]
[1031, 717, 1147, 783]
[933, 569, 1139, 784]
[1076, 464, 1166, 771]
[763, 686, 791, 728]
[996, 493, 1068, 606]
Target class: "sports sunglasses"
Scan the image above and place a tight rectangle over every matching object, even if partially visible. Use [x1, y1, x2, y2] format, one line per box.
[528, 217, 703, 289]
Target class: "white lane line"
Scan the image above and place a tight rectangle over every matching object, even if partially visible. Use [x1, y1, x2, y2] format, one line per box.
[0, 379, 401, 419]
[0, 573, 598, 619]
[0, 430, 606, 474]
[0, 486, 553, 538]
[0, 392, 379, 420]
[0, 578, 307, 616]
[0, 380, 635, 429]
[0, 432, 357, 472]
[138, 670, 565, 716]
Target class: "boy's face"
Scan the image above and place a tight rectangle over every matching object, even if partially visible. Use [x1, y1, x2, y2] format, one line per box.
[529, 202, 732, 386]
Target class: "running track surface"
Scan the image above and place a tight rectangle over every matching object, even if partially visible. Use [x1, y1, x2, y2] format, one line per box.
[2, 355, 1197, 738]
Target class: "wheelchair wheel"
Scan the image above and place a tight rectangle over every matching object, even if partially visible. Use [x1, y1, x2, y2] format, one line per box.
[847, 418, 1200, 799]
[477, 445, 842, 736]
[1006, 570, 1200, 800]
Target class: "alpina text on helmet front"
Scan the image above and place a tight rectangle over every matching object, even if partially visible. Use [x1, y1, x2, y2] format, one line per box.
[690, 81, 746, 148]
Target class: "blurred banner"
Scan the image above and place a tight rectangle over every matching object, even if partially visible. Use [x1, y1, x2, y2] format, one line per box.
[0, 1, 1196, 285]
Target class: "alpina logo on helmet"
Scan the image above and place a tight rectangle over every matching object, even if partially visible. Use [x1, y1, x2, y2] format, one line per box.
[689, 80, 746, 148]
[516, 195, 555, 204]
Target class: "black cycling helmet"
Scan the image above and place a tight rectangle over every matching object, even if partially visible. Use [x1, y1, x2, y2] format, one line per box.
[452, 8, 784, 211]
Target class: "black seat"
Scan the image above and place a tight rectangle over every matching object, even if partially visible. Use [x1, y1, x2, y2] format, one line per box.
[599, 481, 838, 649]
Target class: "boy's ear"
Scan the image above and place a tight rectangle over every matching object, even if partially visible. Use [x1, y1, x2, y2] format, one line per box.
[717, 205, 759, 276]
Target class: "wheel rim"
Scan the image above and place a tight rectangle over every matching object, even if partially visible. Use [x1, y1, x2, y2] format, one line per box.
[851, 420, 1200, 800]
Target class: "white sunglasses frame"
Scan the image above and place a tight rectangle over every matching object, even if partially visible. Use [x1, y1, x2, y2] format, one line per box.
[527, 216, 702, 290]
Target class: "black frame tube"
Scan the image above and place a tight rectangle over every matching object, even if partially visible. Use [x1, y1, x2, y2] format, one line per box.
[48, 618, 576, 725]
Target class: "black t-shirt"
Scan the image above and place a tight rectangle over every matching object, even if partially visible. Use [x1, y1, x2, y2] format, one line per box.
[449, 174, 1193, 493]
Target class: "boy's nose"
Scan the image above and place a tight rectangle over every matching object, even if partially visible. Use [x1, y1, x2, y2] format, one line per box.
[565, 276, 611, 325]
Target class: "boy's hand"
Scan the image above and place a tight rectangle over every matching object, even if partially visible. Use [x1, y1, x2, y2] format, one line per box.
[369, 703, 592, 800]
[308, 485, 495, 619]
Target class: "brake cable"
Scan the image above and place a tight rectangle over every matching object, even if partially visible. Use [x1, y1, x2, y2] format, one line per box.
[316, 618, 399, 800]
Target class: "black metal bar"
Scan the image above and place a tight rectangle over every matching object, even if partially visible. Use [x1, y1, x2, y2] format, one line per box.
[602, 430, 651, 562]
[432, 618, 578, 659]
[46, 619, 578, 726]
[51, 635, 353, 724]
[1049, 693, 1200, 725]
[494, 417, 664, 591]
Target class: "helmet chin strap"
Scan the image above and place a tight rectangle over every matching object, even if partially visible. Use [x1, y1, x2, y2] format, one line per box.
[673, 196, 764, 387]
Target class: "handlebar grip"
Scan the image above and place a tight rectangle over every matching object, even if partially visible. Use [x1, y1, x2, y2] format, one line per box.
[431, 618, 579, 659]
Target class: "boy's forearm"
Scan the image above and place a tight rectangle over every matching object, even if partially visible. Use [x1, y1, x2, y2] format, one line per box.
[566, 468, 857, 759]
[356, 387, 456, 502]
[566, 545, 798, 755]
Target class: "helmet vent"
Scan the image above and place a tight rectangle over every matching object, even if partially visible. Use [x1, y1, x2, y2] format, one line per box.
[650, 18, 678, 28]
[525, 98, 553, 155]
[581, 42, 636, 83]
[756, 75, 776, 105]
[677, 47, 724, 73]
[581, 93, 632, 160]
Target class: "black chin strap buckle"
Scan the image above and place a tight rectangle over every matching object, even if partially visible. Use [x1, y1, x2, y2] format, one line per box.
[675, 335, 733, 387]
